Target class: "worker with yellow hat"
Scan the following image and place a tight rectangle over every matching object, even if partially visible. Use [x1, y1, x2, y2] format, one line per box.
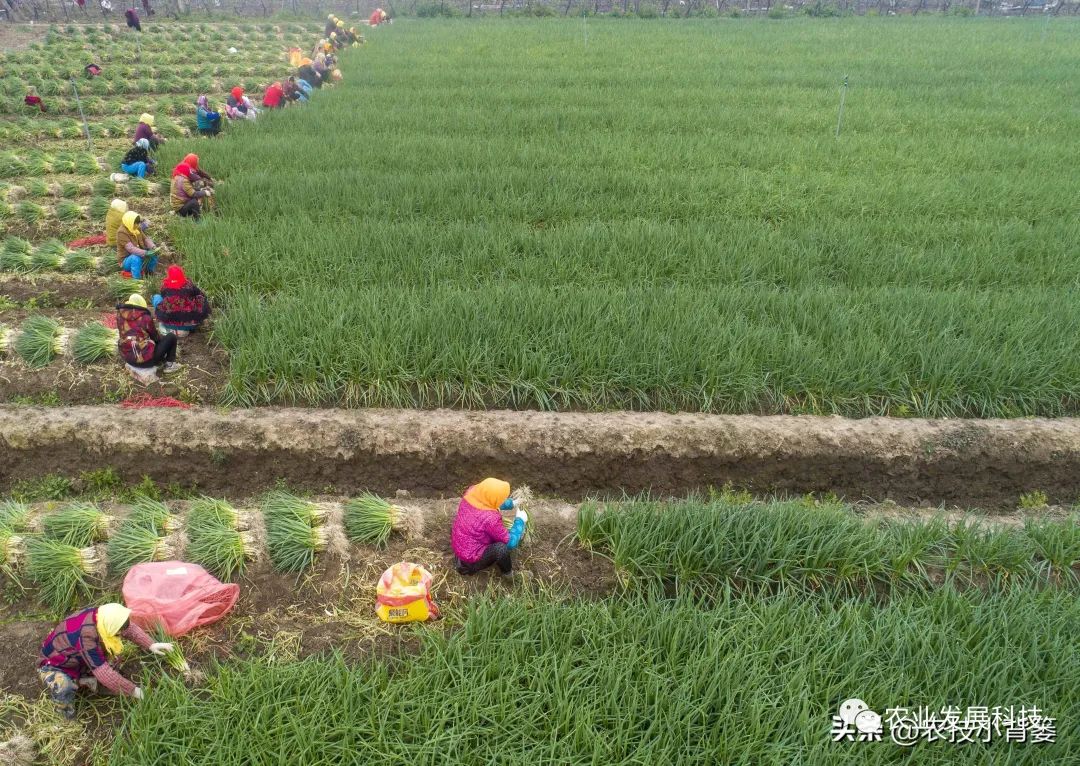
[117, 291, 183, 377]
[132, 112, 166, 149]
[38, 603, 174, 719]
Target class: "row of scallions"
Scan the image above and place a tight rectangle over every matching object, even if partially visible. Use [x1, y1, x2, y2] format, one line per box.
[185, 497, 256, 582]
[262, 491, 328, 573]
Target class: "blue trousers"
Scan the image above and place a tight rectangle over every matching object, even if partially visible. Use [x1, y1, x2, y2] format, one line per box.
[122, 253, 158, 279]
[121, 161, 147, 179]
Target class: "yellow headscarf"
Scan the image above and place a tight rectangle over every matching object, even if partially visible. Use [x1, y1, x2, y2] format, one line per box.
[95, 603, 131, 657]
[121, 210, 140, 236]
[126, 293, 147, 309]
[464, 478, 511, 511]
[139, 113, 154, 127]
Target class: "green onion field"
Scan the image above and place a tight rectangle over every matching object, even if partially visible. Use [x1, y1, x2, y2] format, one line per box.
[173, 19, 1079, 416]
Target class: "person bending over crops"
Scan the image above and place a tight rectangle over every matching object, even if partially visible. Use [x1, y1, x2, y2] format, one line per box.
[120, 138, 155, 179]
[195, 95, 222, 137]
[133, 113, 165, 149]
[262, 82, 284, 110]
[38, 602, 173, 719]
[116, 211, 158, 278]
[297, 63, 322, 90]
[370, 8, 388, 26]
[181, 153, 214, 187]
[325, 14, 339, 37]
[170, 163, 211, 219]
[225, 87, 257, 121]
[117, 293, 182, 376]
[152, 265, 210, 336]
[105, 199, 127, 246]
[451, 478, 528, 577]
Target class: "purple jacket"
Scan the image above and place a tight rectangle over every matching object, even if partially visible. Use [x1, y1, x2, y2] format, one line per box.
[451, 498, 510, 564]
[133, 122, 153, 143]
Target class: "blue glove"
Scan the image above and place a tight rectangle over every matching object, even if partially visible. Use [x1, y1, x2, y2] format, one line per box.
[499, 498, 516, 511]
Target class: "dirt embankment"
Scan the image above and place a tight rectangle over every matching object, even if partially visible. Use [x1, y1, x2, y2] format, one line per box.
[2, 407, 1080, 507]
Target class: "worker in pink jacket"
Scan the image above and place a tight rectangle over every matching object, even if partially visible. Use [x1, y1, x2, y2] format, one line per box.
[38, 603, 173, 718]
[451, 478, 528, 577]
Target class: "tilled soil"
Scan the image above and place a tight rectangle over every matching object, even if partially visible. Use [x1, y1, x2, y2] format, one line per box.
[3, 406, 1080, 507]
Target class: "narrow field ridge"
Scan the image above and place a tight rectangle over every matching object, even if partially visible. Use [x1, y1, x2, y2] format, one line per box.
[2, 406, 1079, 506]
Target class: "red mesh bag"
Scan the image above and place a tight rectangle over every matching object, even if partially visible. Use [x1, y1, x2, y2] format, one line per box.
[122, 561, 239, 636]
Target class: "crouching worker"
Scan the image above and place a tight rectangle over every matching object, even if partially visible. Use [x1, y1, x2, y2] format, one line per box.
[116, 211, 158, 279]
[105, 199, 127, 246]
[195, 95, 222, 137]
[153, 265, 210, 337]
[451, 478, 528, 577]
[118, 294, 182, 379]
[120, 138, 154, 179]
[38, 603, 173, 719]
[171, 162, 211, 219]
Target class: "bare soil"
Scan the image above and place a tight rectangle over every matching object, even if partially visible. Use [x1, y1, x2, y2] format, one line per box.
[0, 501, 611, 703]
[2, 407, 1080, 508]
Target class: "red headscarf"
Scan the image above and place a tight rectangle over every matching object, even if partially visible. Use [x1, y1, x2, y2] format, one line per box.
[231, 86, 244, 101]
[172, 162, 193, 179]
[162, 265, 187, 289]
[182, 153, 199, 170]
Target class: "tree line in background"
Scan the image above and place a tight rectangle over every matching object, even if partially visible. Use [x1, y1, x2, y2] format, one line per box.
[1, 0, 1076, 20]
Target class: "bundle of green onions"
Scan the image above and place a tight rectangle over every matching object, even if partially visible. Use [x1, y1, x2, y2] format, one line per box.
[504, 485, 534, 546]
[126, 497, 176, 536]
[41, 502, 112, 547]
[0, 500, 30, 532]
[71, 323, 118, 364]
[14, 315, 65, 368]
[187, 497, 251, 530]
[344, 493, 419, 548]
[25, 538, 100, 614]
[30, 240, 70, 271]
[151, 624, 190, 673]
[61, 249, 98, 273]
[106, 276, 148, 302]
[107, 521, 175, 576]
[0, 527, 26, 575]
[262, 492, 328, 573]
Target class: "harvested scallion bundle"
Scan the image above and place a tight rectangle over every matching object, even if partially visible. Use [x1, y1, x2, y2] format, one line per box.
[0, 500, 31, 531]
[62, 249, 97, 273]
[262, 492, 327, 573]
[185, 519, 255, 582]
[126, 497, 176, 535]
[0, 528, 26, 574]
[41, 502, 111, 547]
[15, 315, 63, 367]
[25, 538, 100, 613]
[107, 521, 174, 575]
[72, 323, 117, 364]
[344, 493, 418, 548]
[187, 497, 251, 530]
[151, 624, 189, 673]
[0, 247, 30, 272]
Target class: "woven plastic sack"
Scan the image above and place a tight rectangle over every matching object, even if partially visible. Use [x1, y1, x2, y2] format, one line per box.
[122, 561, 239, 636]
[376, 563, 439, 623]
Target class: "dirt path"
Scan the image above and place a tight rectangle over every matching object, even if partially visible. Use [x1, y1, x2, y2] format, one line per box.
[3, 407, 1080, 507]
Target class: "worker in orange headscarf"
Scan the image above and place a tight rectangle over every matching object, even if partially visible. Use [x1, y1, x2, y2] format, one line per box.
[180, 153, 213, 187]
[450, 479, 528, 577]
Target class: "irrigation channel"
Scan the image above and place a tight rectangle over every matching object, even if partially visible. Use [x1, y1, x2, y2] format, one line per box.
[3, 406, 1080, 506]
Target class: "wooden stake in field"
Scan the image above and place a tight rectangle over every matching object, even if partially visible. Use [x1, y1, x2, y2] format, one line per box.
[69, 78, 93, 152]
[835, 75, 848, 140]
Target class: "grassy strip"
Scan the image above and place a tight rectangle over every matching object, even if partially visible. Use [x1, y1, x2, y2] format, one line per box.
[108, 586, 1079, 764]
[577, 498, 1080, 591]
